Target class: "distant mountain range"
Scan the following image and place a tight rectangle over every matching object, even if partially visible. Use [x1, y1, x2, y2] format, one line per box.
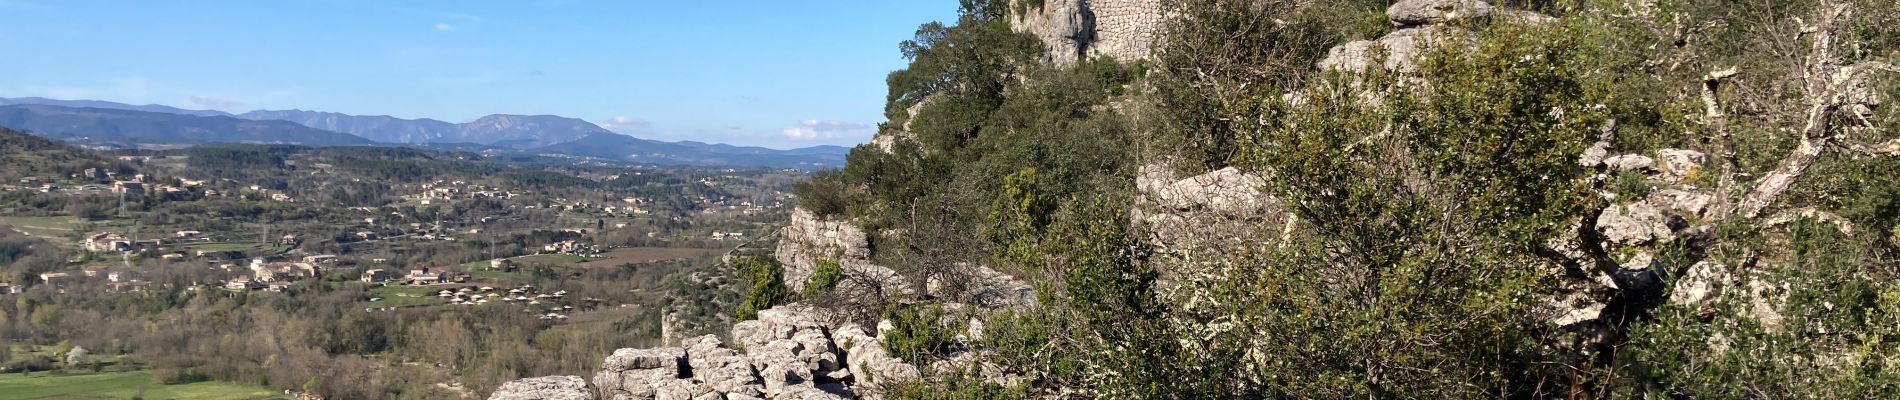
[233, 110, 602, 148]
[536, 133, 847, 168]
[0, 97, 849, 169]
[0, 104, 375, 147]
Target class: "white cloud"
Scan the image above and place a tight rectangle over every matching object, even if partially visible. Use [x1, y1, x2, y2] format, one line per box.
[17, 76, 152, 103]
[434, 23, 456, 31]
[599, 116, 653, 134]
[185, 95, 245, 111]
[782, 120, 874, 140]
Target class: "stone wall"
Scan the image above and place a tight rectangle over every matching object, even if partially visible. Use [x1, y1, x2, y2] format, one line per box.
[1009, 0, 1164, 65]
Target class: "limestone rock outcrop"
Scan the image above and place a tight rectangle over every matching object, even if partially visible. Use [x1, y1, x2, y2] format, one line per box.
[1135, 165, 1288, 271]
[775, 209, 879, 294]
[1010, 0, 1164, 65]
[1320, 0, 1539, 73]
[571, 304, 922, 400]
[489, 376, 592, 400]
[1386, 0, 1495, 27]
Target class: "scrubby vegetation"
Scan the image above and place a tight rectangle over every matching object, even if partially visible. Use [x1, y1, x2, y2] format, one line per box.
[797, 0, 1900, 398]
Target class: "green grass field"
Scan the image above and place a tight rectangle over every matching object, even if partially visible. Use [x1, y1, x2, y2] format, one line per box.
[0, 370, 281, 400]
[513, 253, 588, 265]
[368, 284, 450, 307]
[176, 242, 287, 254]
[0, 216, 87, 239]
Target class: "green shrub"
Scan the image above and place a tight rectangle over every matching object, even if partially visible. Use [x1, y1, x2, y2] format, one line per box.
[802, 259, 843, 298]
[732, 256, 788, 322]
[881, 304, 963, 366]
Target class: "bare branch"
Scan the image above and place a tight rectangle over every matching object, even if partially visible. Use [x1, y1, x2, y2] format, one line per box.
[1841, 139, 1900, 155]
[1730, 0, 1851, 220]
[1763, 207, 1856, 235]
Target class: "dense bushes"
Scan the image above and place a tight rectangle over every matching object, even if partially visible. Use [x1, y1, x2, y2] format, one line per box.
[732, 256, 789, 321]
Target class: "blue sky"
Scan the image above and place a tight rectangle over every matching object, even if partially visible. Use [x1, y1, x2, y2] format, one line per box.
[0, 1, 956, 149]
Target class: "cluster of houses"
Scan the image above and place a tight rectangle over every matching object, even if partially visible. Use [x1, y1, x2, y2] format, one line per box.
[542, 240, 599, 255]
[359, 266, 469, 286]
[82, 232, 163, 253]
[28, 267, 150, 293]
[709, 231, 748, 240]
[222, 257, 325, 292]
[411, 180, 517, 205]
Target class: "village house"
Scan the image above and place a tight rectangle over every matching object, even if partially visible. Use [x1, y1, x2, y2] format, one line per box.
[174, 230, 203, 239]
[114, 181, 144, 195]
[542, 240, 593, 254]
[303, 254, 338, 264]
[0, 283, 18, 295]
[107, 281, 151, 293]
[404, 267, 465, 286]
[38, 272, 74, 287]
[360, 269, 397, 283]
[225, 277, 262, 291]
[248, 258, 321, 282]
[83, 232, 132, 252]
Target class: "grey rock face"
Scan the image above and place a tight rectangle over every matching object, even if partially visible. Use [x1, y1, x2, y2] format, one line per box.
[1837, 62, 1891, 117]
[594, 348, 689, 400]
[1604, 154, 1655, 172]
[1387, 0, 1496, 27]
[1009, 0, 1163, 65]
[1319, 27, 1448, 73]
[490, 376, 593, 400]
[1596, 203, 1677, 245]
[1135, 165, 1287, 271]
[774, 209, 871, 294]
[831, 324, 920, 399]
[1655, 149, 1707, 182]
[591, 305, 915, 399]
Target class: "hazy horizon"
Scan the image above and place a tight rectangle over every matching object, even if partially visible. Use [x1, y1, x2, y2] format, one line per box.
[0, 0, 956, 148]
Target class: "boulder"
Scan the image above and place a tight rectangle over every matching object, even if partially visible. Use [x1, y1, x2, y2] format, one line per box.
[1318, 27, 1446, 73]
[833, 324, 920, 399]
[1837, 62, 1891, 117]
[1670, 261, 1722, 307]
[491, 376, 593, 400]
[1387, 0, 1496, 27]
[1603, 154, 1654, 172]
[603, 348, 688, 371]
[1578, 141, 1611, 167]
[1596, 203, 1676, 245]
[594, 348, 687, 400]
[1655, 149, 1707, 182]
[1649, 188, 1716, 219]
[731, 307, 849, 386]
[682, 336, 765, 399]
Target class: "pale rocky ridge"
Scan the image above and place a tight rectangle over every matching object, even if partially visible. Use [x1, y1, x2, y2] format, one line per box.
[493, 305, 929, 400]
[496, 1, 1834, 398]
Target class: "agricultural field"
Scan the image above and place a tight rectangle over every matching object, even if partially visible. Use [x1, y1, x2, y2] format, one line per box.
[175, 241, 287, 254]
[0, 370, 283, 400]
[0, 216, 87, 239]
[367, 284, 449, 308]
